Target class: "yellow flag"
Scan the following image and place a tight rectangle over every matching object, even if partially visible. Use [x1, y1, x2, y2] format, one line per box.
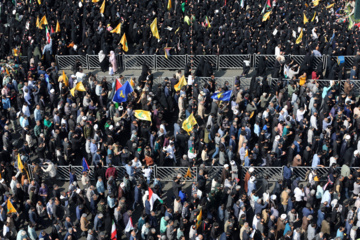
[296, 29, 303, 44]
[184, 168, 192, 178]
[311, 12, 316, 22]
[120, 33, 128, 52]
[167, 0, 172, 10]
[100, 0, 105, 14]
[326, 3, 334, 9]
[37, 0, 41, 4]
[92, 0, 99, 2]
[262, 11, 271, 22]
[110, 23, 121, 34]
[17, 154, 30, 181]
[75, 82, 86, 92]
[70, 87, 76, 97]
[36, 16, 40, 28]
[62, 71, 69, 87]
[38, 15, 48, 29]
[6, 68, 9, 75]
[184, 16, 190, 25]
[313, 0, 319, 7]
[174, 75, 187, 91]
[303, 13, 309, 24]
[150, 18, 160, 39]
[196, 209, 202, 229]
[7, 199, 17, 214]
[182, 113, 198, 133]
[134, 110, 152, 121]
[56, 20, 61, 33]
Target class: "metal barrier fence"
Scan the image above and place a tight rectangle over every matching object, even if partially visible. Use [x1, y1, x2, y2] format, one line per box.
[219, 55, 251, 69]
[55, 54, 356, 71]
[156, 167, 197, 182]
[56, 55, 88, 70]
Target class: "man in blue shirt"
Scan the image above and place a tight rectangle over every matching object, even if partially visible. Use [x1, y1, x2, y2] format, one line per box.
[312, 152, 324, 169]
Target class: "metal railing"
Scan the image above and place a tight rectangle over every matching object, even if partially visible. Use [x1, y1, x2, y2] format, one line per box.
[55, 54, 355, 71]
[156, 166, 197, 182]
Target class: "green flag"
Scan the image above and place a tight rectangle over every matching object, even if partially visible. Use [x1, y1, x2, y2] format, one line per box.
[181, 2, 185, 12]
[348, 17, 354, 30]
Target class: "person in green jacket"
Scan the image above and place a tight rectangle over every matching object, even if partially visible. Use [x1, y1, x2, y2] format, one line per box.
[34, 121, 42, 138]
[160, 216, 169, 234]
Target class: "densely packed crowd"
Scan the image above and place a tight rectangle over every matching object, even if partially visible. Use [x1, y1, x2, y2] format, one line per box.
[0, 0, 360, 240]
[0, 0, 358, 62]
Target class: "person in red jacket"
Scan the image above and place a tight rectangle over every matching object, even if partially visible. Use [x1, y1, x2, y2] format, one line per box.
[105, 163, 117, 180]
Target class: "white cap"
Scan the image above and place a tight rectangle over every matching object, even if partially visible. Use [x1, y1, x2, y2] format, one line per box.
[50, 89, 55, 94]
[82, 116, 87, 121]
[234, 110, 239, 115]
[271, 195, 277, 200]
[94, 124, 98, 130]
[109, 125, 114, 130]
[346, 135, 351, 140]
[76, 189, 81, 194]
[275, 135, 280, 141]
[281, 214, 287, 220]
[230, 160, 235, 165]
[250, 176, 256, 182]
[224, 164, 229, 168]
[249, 167, 254, 173]
[118, 106, 123, 111]
[147, 97, 152, 101]
[120, 182, 125, 188]
[200, 91, 205, 96]
[355, 150, 359, 156]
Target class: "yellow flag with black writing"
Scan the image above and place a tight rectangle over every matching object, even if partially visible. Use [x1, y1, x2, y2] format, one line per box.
[120, 33, 128, 52]
[296, 29, 303, 44]
[174, 75, 187, 91]
[62, 71, 69, 87]
[7, 199, 17, 214]
[110, 23, 121, 34]
[56, 20, 61, 33]
[100, 0, 105, 14]
[134, 110, 152, 121]
[184, 168, 192, 178]
[182, 113, 197, 133]
[150, 18, 160, 39]
[75, 82, 86, 92]
[70, 87, 76, 97]
[326, 3, 334, 9]
[38, 15, 48, 29]
[303, 13, 309, 24]
[17, 154, 30, 181]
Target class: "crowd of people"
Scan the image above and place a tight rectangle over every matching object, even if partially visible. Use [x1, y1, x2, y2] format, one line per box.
[0, 0, 360, 240]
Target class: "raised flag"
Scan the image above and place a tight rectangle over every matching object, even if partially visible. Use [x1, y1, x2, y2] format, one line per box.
[113, 81, 133, 103]
[174, 75, 187, 91]
[36, 16, 40, 28]
[110, 23, 121, 34]
[75, 82, 86, 92]
[211, 90, 232, 101]
[349, 16, 354, 30]
[303, 13, 309, 24]
[100, 0, 105, 14]
[92, 0, 99, 2]
[111, 220, 117, 240]
[184, 168, 192, 178]
[115, 79, 122, 91]
[182, 113, 198, 133]
[167, 0, 172, 10]
[196, 209, 202, 229]
[205, 16, 211, 28]
[38, 15, 48, 29]
[120, 33, 128, 52]
[7, 199, 17, 214]
[62, 71, 69, 87]
[296, 28, 303, 44]
[70, 87, 76, 97]
[150, 18, 160, 39]
[18, 154, 30, 180]
[125, 217, 134, 232]
[181, 2, 186, 12]
[6, 68, 9, 75]
[149, 187, 163, 211]
[134, 110, 152, 121]
[262, 11, 271, 22]
[311, 12, 316, 22]
[312, 0, 319, 7]
[240, 0, 244, 8]
[46, 26, 51, 44]
[56, 21, 60, 33]
[67, 42, 75, 48]
[82, 157, 89, 172]
[164, 47, 171, 59]
[326, 3, 334, 9]
[37, 0, 41, 4]
[266, 0, 271, 8]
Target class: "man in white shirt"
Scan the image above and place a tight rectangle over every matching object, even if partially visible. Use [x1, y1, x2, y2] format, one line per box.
[132, 157, 142, 169]
[76, 68, 86, 82]
[294, 184, 305, 210]
[310, 112, 318, 130]
[296, 106, 307, 123]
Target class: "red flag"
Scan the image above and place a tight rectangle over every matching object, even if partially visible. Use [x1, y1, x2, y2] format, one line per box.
[51, 26, 54, 34]
[115, 79, 122, 91]
[266, 0, 271, 7]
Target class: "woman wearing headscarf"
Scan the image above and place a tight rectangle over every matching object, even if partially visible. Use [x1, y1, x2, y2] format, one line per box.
[98, 50, 108, 72]
[109, 51, 118, 73]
